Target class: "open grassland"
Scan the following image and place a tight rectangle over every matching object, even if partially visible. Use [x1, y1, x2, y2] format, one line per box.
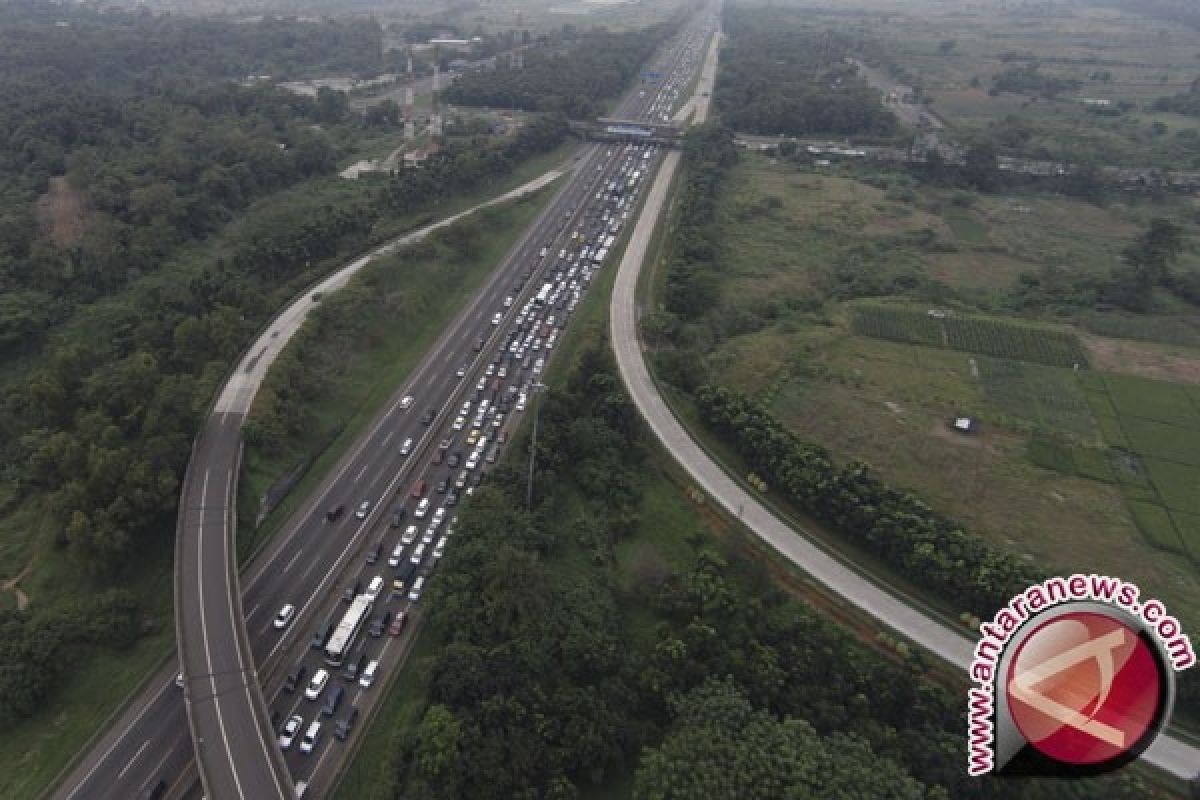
[689, 152, 1200, 634]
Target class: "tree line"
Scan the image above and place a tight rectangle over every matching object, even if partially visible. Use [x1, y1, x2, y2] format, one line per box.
[443, 25, 671, 119]
[714, 6, 897, 138]
[372, 334, 1154, 799]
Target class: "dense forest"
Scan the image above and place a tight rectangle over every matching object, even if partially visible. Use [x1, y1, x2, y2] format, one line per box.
[378, 336, 1156, 799]
[0, 2, 571, 721]
[443, 25, 670, 119]
[714, 6, 897, 137]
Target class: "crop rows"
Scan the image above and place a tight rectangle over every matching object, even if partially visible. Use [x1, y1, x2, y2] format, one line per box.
[853, 307, 1088, 368]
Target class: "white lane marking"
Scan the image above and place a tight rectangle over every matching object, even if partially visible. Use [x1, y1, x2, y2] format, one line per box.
[381, 430, 395, 447]
[116, 740, 151, 780]
[282, 549, 305, 575]
[196, 468, 248, 800]
[354, 464, 369, 483]
[245, 603, 260, 621]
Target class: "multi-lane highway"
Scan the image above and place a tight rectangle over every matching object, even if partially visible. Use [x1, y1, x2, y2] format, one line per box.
[47, 8, 717, 800]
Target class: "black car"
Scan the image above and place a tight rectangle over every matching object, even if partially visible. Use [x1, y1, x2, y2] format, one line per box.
[321, 685, 345, 717]
[366, 541, 383, 566]
[368, 610, 393, 638]
[334, 707, 361, 741]
[341, 653, 367, 682]
[436, 478, 449, 494]
[283, 664, 307, 694]
[325, 504, 345, 522]
[342, 578, 362, 604]
[310, 617, 334, 650]
[445, 491, 458, 508]
[447, 451, 462, 468]
[390, 509, 406, 527]
[420, 408, 436, 425]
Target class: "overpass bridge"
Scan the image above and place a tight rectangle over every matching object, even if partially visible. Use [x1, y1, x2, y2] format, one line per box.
[569, 117, 684, 146]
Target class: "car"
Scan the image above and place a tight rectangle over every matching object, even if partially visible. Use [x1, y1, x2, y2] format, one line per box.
[400, 395, 414, 410]
[359, 660, 379, 688]
[447, 451, 461, 468]
[452, 415, 466, 431]
[465, 452, 479, 470]
[399, 437, 414, 456]
[476, 376, 487, 392]
[283, 665, 307, 693]
[408, 576, 426, 603]
[433, 537, 448, 559]
[401, 524, 418, 545]
[355, 500, 372, 520]
[410, 479, 426, 499]
[342, 579, 362, 603]
[334, 707, 361, 741]
[431, 507, 446, 529]
[366, 541, 383, 565]
[414, 497, 430, 518]
[497, 366, 508, 379]
[300, 720, 321, 754]
[365, 574, 385, 601]
[456, 365, 467, 377]
[491, 312, 503, 326]
[325, 504, 345, 522]
[473, 336, 485, 352]
[465, 429, 480, 446]
[436, 478, 449, 494]
[310, 617, 334, 650]
[295, 780, 309, 798]
[175, 672, 184, 689]
[390, 509, 406, 528]
[445, 491, 458, 508]
[321, 685, 345, 717]
[304, 668, 329, 701]
[388, 543, 405, 568]
[368, 610, 392, 638]
[503, 295, 514, 307]
[279, 715, 303, 750]
[409, 542, 426, 565]
[420, 408, 436, 425]
[341, 653, 367, 682]
[422, 527, 435, 546]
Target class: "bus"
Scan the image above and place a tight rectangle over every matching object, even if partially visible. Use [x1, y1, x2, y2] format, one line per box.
[535, 282, 553, 305]
[324, 594, 373, 666]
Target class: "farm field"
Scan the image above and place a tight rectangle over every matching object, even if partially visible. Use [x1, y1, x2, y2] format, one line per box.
[793, 0, 1200, 168]
[677, 152, 1200, 634]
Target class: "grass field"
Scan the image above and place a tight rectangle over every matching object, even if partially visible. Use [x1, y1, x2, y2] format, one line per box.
[676, 152, 1200, 637]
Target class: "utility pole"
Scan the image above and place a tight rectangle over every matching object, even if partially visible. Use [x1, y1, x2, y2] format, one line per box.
[525, 381, 547, 511]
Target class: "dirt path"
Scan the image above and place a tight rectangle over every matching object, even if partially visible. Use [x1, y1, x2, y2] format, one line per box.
[1, 563, 31, 610]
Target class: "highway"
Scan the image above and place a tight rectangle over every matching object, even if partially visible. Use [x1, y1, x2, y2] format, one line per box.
[47, 9, 717, 800]
[609, 23, 1200, 785]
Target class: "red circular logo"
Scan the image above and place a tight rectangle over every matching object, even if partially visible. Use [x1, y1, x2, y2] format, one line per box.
[1005, 611, 1164, 766]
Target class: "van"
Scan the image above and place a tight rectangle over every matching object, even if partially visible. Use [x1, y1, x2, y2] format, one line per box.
[321, 685, 345, 717]
[365, 574, 384, 601]
[388, 544, 405, 568]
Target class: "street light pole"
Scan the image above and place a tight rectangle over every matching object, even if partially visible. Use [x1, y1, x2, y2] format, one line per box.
[525, 381, 547, 511]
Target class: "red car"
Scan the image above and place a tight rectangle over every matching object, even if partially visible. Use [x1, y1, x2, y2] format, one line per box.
[388, 610, 409, 637]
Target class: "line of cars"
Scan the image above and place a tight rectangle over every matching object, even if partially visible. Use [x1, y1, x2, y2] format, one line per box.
[263, 15, 713, 788]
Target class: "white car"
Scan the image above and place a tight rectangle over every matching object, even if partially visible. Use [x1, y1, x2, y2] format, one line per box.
[431, 507, 446, 529]
[300, 720, 320, 754]
[400, 395, 414, 410]
[280, 714, 303, 750]
[355, 500, 371, 520]
[408, 576, 426, 603]
[409, 542, 426, 565]
[456, 365, 467, 378]
[452, 415, 466, 431]
[422, 527, 435, 545]
[399, 437, 414, 456]
[304, 669, 329, 701]
[433, 537, 448, 559]
[359, 660, 379, 688]
[273, 604, 296, 630]
[414, 498, 430, 518]
[491, 313, 503, 326]
[401, 524, 418, 545]
[503, 295, 514, 307]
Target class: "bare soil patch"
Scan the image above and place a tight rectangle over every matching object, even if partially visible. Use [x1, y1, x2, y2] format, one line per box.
[36, 177, 87, 247]
[1083, 334, 1200, 386]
